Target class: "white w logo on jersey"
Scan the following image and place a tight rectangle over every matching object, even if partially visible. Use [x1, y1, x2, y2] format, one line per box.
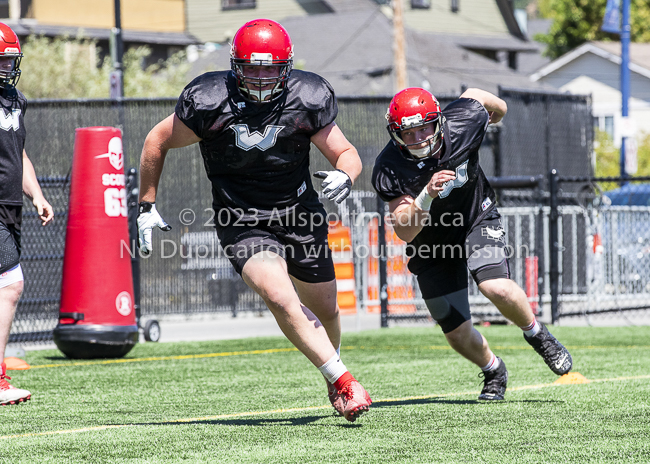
[439, 160, 469, 199]
[230, 124, 284, 151]
[0, 108, 20, 132]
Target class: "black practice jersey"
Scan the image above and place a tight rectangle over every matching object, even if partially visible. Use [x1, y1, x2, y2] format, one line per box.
[0, 87, 27, 206]
[372, 98, 497, 273]
[175, 70, 338, 222]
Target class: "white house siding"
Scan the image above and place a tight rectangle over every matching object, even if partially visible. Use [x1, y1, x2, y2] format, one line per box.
[403, 0, 510, 37]
[187, 0, 312, 43]
[537, 53, 650, 148]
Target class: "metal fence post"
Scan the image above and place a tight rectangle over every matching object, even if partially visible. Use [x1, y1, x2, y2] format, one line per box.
[534, 174, 545, 317]
[377, 196, 389, 328]
[126, 168, 141, 325]
[549, 169, 560, 323]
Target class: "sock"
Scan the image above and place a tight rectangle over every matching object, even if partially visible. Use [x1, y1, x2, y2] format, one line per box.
[336, 345, 341, 358]
[317, 354, 348, 384]
[333, 371, 355, 391]
[481, 354, 500, 372]
[521, 318, 541, 337]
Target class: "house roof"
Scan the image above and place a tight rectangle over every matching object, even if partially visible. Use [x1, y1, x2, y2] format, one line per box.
[322, 0, 376, 13]
[4, 20, 200, 46]
[450, 34, 538, 53]
[531, 41, 650, 82]
[191, 9, 546, 97]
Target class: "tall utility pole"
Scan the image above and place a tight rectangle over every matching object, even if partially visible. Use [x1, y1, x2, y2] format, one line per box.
[620, 0, 630, 179]
[110, 0, 124, 98]
[393, 0, 407, 92]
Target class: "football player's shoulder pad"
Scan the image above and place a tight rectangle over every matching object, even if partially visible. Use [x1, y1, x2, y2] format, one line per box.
[287, 69, 335, 111]
[443, 97, 488, 125]
[182, 70, 232, 112]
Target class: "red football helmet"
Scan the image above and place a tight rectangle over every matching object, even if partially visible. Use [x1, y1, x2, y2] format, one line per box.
[0, 23, 22, 88]
[230, 19, 293, 103]
[386, 88, 444, 160]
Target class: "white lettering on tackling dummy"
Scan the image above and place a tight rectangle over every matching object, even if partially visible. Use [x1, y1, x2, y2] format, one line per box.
[104, 188, 127, 217]
[102, 173, 126, 187]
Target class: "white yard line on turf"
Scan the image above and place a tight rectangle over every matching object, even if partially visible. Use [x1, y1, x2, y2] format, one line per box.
[2, 374, 650, 440]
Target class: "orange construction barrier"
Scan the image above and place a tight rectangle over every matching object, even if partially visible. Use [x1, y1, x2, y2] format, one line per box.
[525, 256, 539, 314]
[592, 233, 604, 255]
[367, 218, 416, 314]
[328, 222, 357, 314]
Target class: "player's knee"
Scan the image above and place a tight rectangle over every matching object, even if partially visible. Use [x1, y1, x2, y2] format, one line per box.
[262, 288, 294, 311]
[479, 279, 514, 305]
[424, 293, 470, 334]
[444, 323, 471, 348]
[1, 281, 23, 306]
[425, 296, 451, 322]
[318, 302, 339, 321]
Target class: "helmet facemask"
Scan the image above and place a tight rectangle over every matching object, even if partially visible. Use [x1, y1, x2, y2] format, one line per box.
[0, 51, 21, 89]
[231, 53, 292, 103]
[387, 112, 444, 161]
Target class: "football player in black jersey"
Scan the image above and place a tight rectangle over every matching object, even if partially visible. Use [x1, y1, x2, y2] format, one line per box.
[0, 23, 54, 405]
[137, 19, 371, 421]
[372, 87, 573, 401]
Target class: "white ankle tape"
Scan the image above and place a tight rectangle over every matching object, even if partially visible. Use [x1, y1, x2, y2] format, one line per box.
[318, 354, 347, 384]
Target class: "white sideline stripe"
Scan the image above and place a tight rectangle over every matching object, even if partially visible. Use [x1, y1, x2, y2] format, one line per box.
[2, 374, 649, 440]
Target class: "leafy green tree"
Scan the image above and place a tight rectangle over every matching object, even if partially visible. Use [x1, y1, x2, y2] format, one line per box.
[17, 35, 190, 99]
[594, 129, 650, 191]
[122, 46, 190, 98]
[536, 0, 650, 59]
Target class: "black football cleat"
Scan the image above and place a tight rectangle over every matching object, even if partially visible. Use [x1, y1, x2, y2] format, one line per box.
[478, 357, 508, 401]
[524, 322, 573, 375]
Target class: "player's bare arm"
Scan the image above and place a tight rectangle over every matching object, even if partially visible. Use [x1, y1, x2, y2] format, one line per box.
[311, 122, 362, 203]
[460, 88, 507, 125]
[139, 114, 201, 203]
[389, 169, 456, 243]
[22, 150, 53, 226]
[138, 114, 201, 255]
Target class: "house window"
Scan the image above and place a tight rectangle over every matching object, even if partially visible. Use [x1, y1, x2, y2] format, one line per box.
[595, 115, 615, 140]
[451, 0, 459, 12]
[411, 0, 431, 9]
[604, 116, 614, 139]
[222, 0, 256, 10]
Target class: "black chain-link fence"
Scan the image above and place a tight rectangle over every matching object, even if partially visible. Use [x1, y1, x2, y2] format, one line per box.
[10, 88, 611, 343]
[10, 178, 68, 343]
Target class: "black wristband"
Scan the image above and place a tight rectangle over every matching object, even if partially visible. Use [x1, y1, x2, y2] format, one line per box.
[138, 201, 154, 214]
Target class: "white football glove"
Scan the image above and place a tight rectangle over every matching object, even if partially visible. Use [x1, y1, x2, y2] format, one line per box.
[137, 202, 171, 256]
[313, 169, 352, 204]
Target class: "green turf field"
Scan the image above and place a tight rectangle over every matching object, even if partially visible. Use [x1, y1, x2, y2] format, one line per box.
[1, 325, 649, 463]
